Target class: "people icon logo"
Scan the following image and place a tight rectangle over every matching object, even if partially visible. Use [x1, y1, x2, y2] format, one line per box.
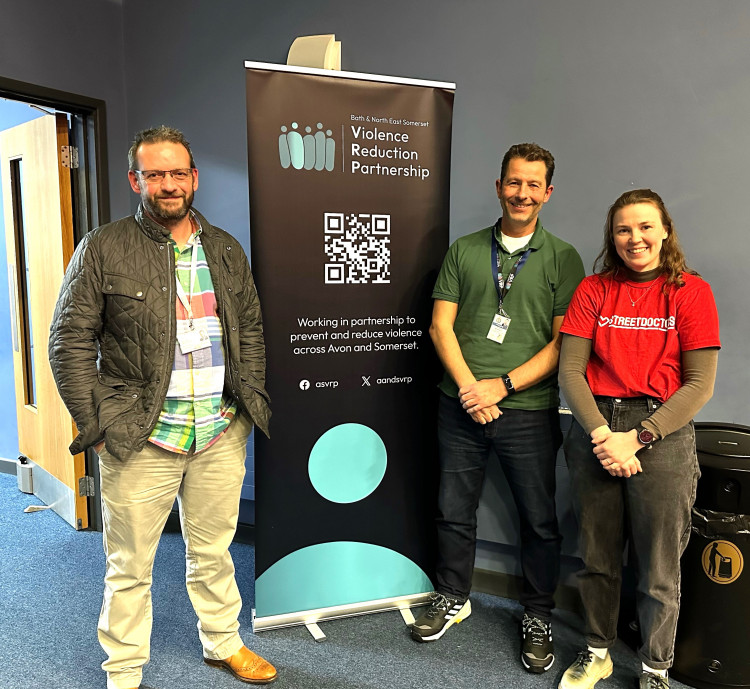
[279, 122, 335, 171]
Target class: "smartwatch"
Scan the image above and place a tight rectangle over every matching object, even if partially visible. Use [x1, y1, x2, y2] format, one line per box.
[635, 424, 655, 450]
[501, 374, 516, 395]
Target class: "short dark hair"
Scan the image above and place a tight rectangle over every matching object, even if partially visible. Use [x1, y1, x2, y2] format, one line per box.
[128, 125, 196, 171]
[500, 143, 555, 187]
[594, 188, 697, 288]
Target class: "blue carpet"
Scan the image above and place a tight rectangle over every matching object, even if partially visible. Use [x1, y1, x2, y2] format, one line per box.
[0, 472, 693, 689]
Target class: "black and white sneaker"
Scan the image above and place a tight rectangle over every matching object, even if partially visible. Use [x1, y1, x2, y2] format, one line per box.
[521, 613, 554, 673]
[411, 593, 472, 642]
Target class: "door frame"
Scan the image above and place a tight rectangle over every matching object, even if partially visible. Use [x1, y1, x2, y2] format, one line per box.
[0, 76, 109, 530]
[0, 75, 110, 240]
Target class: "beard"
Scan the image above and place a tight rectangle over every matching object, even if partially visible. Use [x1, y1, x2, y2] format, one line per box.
[142, 188, 194, 223]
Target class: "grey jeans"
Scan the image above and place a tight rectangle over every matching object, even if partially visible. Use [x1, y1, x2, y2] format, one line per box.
[564, 396, 699, 669]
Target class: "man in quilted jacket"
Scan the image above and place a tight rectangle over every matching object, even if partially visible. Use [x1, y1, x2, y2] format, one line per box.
[49, 126, 277, 689]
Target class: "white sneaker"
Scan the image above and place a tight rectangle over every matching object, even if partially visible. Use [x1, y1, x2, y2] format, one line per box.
[559, 650, 613, 689]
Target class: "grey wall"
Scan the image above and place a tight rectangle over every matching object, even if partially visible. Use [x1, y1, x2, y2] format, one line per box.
[1, 0, 748, 546]
[0, 0, 130, 467]
[0, 0, 131, 220]
[120, 0, 750, 425]
[3, 0, 745, 424]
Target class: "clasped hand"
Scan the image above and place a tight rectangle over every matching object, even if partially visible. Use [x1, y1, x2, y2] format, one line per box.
[590, 426, 642, 478]
[458, 379, 505, 425]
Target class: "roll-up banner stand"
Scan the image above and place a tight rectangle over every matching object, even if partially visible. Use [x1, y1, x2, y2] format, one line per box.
[245, 61, 455, 632]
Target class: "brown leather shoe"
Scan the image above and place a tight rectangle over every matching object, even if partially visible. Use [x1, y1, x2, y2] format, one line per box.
[204, 646, 278, 684]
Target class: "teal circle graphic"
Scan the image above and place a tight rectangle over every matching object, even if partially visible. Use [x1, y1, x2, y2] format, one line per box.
[308, 423, 387, 503]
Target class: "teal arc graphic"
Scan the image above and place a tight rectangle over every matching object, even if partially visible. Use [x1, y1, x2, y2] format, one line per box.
[255, 541, 433, 617]
[308, 423, 387, 503]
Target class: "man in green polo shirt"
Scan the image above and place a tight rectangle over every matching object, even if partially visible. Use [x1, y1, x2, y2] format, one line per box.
[411, 143, 584, 675]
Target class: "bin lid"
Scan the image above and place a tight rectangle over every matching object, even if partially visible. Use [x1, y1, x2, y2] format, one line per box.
[695, 422, 750, 459]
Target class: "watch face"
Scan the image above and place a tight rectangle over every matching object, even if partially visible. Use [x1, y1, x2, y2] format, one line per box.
[638, 429, 655, 445]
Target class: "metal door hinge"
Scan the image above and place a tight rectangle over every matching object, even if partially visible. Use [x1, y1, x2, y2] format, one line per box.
[78, 475, 95, 497]
[61, 145, 79, 168]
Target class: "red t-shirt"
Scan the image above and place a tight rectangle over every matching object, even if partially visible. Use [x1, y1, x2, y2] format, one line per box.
[560, 272, 721, 402]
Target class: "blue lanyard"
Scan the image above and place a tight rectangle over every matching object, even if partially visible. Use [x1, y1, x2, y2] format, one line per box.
[491, 232, 532, 311]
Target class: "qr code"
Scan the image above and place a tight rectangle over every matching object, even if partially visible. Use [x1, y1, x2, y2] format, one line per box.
[324, 213, 391, 284]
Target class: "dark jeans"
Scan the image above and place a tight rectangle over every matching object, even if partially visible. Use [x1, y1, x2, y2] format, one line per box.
[435, 393, 562, 619]
[564, 396, 698, 669]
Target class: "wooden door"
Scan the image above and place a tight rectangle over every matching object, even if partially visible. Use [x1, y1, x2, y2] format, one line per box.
[0, 114, 87, 529]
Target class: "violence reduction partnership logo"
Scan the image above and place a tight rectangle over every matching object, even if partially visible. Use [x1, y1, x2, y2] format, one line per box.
[277, 118, 432, 180]
[278, 122, 335, 171]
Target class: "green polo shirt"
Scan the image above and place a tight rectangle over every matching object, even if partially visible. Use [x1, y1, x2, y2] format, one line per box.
[432, 220, 585, 410]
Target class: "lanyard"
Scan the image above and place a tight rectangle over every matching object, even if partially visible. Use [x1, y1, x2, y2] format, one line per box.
[491, 232, 531, 311]
[174, 239, 199, 328]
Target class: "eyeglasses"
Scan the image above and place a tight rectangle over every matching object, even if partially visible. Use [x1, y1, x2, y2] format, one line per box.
[135, 168, 194, 184]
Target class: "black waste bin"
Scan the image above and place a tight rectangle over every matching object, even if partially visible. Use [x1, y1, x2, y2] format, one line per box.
[672, 423, 750, 689]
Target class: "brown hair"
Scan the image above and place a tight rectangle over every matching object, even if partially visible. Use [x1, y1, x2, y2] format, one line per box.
[594, 188, 697, 288]
[128, 125, 196, 171]
[500, 143, 555, 188]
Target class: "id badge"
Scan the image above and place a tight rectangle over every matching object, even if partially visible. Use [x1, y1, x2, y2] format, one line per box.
[177, 327, 211, 354]
[487, 312, 511, 344]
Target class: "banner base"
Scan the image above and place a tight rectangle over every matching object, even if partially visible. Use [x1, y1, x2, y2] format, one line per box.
[304, 622, 327, 642]
[398, 607, 416, 626]
[252, 591, 434, 633]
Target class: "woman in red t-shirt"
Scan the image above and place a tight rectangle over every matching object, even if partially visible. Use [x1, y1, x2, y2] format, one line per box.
[556, 189, 720, 689]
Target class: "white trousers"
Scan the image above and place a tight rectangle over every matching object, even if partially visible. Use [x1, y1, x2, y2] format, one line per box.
[97, 414, 252, 689]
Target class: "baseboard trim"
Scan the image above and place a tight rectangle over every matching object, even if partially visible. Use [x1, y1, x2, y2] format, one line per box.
[0, 457, 16, 475]
[471, 567, 582, 614]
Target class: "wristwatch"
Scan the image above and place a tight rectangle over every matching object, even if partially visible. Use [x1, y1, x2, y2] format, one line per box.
[501, 374, 516, 395]
[635, 424, 655, 450]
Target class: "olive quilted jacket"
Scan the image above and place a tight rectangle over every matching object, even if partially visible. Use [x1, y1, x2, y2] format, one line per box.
[48, 205, 270, 460]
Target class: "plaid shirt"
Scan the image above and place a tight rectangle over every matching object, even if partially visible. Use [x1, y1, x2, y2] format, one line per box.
[149, 218, 237, 453]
